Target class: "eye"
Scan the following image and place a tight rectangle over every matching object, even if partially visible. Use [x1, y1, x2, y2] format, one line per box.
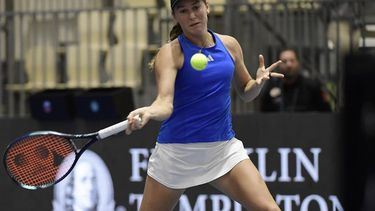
[177, 8, 187, 14]
[192, 5, 199, 11]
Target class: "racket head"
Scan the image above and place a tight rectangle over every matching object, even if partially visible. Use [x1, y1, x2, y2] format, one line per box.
[3, 131, 79, 190]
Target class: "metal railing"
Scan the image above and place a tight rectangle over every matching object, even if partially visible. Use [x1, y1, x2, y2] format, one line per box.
[0, 0, 372, 117]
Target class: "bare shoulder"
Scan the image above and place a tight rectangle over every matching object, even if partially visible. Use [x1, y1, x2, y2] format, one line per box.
[157, 39, 181, 57]
[216, 34, 240, 50]
[216, 33, 242, 61]
[156, 39, 183, 70]
[160, 38, 181, 51]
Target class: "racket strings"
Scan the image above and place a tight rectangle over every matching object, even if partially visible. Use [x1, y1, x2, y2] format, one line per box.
[5, 135, 75, 187]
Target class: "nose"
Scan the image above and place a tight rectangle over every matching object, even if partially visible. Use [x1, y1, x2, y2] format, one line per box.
[188, 11, 197, 19]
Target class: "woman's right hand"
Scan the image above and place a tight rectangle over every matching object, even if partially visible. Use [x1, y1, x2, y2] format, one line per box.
[126, 107, 151, 135]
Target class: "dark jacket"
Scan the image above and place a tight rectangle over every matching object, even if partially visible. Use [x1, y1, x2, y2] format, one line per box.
[260, 74, 331, 112]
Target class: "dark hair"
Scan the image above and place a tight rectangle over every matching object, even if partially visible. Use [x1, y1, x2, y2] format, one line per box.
[171, 0, 179, 10]
[148, 23, 182, 70]
[170, 23, 183, 41]
[279, 47, 299, 61]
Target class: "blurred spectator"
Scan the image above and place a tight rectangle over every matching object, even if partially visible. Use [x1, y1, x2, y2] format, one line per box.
[260, 48, 331, 112]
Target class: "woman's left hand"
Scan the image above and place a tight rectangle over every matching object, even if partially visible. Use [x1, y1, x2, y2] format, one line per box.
[255, 55, 284, 85]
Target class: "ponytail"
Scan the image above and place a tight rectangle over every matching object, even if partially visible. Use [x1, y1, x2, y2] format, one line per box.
[148, 23, 183, 70]
[169, 23, 183, 41]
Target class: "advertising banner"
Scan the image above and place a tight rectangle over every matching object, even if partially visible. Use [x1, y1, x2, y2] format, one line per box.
[0, 113, 343, 211]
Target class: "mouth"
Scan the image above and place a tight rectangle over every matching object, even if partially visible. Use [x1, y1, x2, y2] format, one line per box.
[190, 22, 201, 27]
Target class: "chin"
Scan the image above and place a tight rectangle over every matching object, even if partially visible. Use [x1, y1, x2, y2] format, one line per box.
[193, 30, 206, 36]
[189, 25, 206, 33]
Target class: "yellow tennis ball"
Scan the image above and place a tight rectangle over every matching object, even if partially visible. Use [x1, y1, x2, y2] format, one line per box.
[190, 53, 208, 71]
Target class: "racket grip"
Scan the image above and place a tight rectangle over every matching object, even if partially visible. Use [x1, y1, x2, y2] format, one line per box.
[98, 115, 141, 139]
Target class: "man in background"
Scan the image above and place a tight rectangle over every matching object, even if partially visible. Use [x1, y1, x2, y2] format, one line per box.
[260, 48, 331, 112]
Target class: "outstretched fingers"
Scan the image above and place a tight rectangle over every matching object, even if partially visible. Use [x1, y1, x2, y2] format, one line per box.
[267, 60, 284, 78]
[270, 72, 284, 78]
[267, 60, 282, 72]
[258, 55, 265, 69]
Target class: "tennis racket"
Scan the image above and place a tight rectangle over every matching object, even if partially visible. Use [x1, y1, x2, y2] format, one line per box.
[3, 116, 141, 190]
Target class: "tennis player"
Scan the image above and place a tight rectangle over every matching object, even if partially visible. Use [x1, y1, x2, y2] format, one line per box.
[127, 0, 283, 210]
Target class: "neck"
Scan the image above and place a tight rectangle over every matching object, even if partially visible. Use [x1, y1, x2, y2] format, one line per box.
[186, 31, 214, 48]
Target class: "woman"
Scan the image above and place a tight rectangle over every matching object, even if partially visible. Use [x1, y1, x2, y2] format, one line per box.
[126, 0, 283, 210]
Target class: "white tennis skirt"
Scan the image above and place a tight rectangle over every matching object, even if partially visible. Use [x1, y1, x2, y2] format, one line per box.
[147, 137, 249, 189]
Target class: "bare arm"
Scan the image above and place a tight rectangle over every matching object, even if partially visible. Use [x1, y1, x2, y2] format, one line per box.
[220, 35, 283, 102]
[126, 40, 182, 134]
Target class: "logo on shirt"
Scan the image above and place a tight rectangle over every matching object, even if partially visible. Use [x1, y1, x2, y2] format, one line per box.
[207, 54, 214, 62]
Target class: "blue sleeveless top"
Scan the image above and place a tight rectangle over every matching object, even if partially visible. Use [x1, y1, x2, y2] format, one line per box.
[157, 30, 235, 143]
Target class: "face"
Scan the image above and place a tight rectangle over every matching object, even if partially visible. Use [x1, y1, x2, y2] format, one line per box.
[72, 161, 98, 211]
[279, 50, 300, 80]
[172, 0, 209, 36]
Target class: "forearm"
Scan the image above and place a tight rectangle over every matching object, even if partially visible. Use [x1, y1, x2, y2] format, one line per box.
[148, 97, 174, 121]
[241, 79, 265, 102]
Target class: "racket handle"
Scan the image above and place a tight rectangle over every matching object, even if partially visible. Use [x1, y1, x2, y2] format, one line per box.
[98, 115, 141, 139]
